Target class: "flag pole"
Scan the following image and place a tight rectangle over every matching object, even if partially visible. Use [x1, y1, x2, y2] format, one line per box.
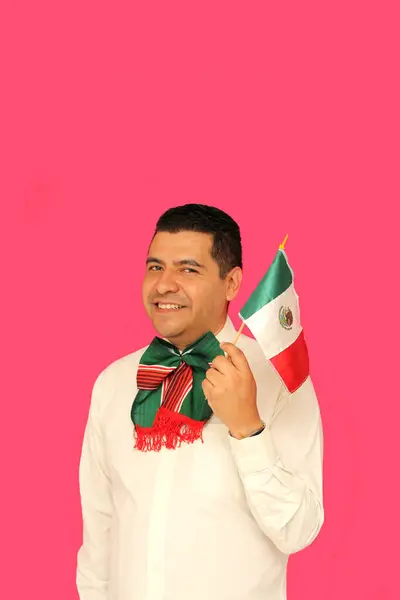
[232, 234, 289, 346]
[279, 234, 288, 250]
[232, 321, 245, 345]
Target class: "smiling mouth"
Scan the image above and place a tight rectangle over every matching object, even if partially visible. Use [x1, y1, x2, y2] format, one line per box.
[154, 302, 185, 311]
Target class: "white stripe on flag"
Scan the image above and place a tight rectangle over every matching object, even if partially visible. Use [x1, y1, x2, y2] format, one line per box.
[244, 282, 302, 358]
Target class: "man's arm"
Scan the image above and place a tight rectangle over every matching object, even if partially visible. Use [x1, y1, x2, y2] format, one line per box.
[228, 376, 324, 554]
[76, 371, 113, 599]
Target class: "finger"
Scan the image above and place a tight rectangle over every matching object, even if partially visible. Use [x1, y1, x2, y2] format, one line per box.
[202, 378, 213, 400]
[211, 354, 234, 376]
[205, 367, 224, 387]
[220, 342, 250, 372]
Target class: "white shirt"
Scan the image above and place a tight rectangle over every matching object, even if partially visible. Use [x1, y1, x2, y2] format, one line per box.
[76, 317, 324, 600]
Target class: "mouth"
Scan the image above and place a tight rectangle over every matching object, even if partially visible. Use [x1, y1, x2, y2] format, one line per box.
[153, 302, 186, 312]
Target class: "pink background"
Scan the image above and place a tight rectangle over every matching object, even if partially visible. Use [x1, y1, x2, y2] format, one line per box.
[2, 1, 398, 599]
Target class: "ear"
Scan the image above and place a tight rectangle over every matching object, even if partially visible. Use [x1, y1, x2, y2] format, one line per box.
[225, 267, 243, 301]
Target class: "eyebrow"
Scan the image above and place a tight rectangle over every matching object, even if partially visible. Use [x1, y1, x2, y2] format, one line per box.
[146, 257, 206, 269]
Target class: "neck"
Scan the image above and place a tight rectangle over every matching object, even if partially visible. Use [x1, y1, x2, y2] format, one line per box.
[167, 314, 228, 351]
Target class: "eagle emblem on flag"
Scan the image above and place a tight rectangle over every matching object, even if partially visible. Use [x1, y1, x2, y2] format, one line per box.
[279, 306, 293, 330]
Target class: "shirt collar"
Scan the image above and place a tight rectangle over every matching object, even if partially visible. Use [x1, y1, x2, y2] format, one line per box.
[215, 315, 237, 344]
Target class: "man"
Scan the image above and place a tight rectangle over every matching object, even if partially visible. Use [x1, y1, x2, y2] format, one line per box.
[76, 204, 324, 600]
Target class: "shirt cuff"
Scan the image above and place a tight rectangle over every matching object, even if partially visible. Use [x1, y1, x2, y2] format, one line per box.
[228, 426, 279, 475]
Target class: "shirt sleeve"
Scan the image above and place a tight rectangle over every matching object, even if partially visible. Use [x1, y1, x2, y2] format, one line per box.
[228, 376, 324, 555]
[76, 371, 113, 599]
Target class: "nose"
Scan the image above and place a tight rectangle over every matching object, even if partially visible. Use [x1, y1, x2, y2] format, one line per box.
[155, 269, 179, 296]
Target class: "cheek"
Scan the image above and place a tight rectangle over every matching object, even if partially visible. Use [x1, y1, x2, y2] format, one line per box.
[191, 282, 226, 313]
[142, 276, 154, 300]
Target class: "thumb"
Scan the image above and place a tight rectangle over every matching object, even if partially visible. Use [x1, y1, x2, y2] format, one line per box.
[220, 342, 248, 371]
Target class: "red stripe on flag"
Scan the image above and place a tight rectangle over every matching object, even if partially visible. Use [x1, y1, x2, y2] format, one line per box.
[270, 330, 309, 393]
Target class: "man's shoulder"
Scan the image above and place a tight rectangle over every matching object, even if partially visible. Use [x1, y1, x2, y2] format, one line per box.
[236, 332, 283, 387]
[97, 344, 148, 383]
[236, 332, 268, 367]
[236, 332, 262, 355]
[89, 344, 149, 410]
[106, 344, 148, 370]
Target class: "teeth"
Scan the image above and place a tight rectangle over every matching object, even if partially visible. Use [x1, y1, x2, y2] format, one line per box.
[158, 303, 182, 310]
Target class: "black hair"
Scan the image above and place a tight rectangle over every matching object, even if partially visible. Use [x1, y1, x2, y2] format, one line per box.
[154, 203, 242, 278]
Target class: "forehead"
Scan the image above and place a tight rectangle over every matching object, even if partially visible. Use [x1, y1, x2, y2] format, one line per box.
[148, 231, 214, 261]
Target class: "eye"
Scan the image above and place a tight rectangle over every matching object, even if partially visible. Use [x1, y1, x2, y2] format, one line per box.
[182, 268, 199, 274]
[148, 265, 162, 271]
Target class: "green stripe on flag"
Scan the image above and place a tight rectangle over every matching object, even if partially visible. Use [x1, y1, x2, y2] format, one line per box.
[239, 249, 293, 320]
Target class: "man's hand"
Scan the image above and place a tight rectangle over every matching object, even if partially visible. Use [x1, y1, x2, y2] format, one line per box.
[202, 342, 263, 439]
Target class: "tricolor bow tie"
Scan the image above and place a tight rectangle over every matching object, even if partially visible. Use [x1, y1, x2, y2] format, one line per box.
[131, 331, 224, 452]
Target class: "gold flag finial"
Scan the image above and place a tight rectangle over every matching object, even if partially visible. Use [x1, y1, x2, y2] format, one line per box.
[279, 234, 289, 250]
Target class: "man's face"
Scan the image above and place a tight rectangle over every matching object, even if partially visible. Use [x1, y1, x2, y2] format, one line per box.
[142, 231, 241, 349]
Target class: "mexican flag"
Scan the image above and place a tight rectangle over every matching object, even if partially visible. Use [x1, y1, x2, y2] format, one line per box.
[238, 244, 309, 393]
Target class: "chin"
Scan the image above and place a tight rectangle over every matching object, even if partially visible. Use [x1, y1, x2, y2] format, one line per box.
[151, 319, 185, 341]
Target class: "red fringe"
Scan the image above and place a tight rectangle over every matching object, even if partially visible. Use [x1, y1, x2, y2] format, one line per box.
[134, 406, 206, 452]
